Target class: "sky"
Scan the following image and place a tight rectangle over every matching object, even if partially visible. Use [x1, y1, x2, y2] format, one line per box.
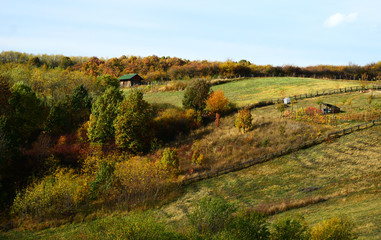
[1, 0, 381, 66]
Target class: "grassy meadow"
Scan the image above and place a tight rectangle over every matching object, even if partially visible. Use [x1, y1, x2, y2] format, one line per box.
[3, 121, 380, 240]
[157, 124, 381, 239]
[2, 77, 380, 239]
[142, 77, 361, 107]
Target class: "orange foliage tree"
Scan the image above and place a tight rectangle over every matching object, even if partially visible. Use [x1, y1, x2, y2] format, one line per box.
[206, 90, 229, 115]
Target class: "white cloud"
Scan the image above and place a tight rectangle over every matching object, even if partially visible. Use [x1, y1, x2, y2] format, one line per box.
[324, 13, 358, 28]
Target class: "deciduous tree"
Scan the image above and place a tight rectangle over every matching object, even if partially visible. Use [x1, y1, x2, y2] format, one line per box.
[182, 79, 211, 112]
[114, 91, 154, 153]
[206, 90, 229, 115]
[88, 87, 123, 144]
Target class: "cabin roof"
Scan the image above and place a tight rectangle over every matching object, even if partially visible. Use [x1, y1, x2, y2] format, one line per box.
[118, 74, 141, 81]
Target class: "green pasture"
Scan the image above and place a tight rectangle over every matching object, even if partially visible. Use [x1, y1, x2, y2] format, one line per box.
[141, 77, 361, 107]
[2, 78, 379, 240]
[157, 125, 381, 239]
[5, 124, 379, 239]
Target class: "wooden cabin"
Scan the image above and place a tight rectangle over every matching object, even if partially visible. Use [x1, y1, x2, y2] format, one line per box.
[118, 74, 143, 87]
[321, 103, 340, 114]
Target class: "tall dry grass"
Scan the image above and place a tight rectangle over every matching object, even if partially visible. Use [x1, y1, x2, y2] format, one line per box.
[174, 112, 331, 178]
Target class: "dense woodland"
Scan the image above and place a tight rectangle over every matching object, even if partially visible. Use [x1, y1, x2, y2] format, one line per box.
[0, 51, 373, 238]
[2, 51, 381, 82]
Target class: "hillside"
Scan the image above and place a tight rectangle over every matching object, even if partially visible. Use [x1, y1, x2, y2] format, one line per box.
[157, 125, 381, 239]
[142, 77, 361, 107]
[1, 75, 380, 239]
[2, 123, 380, 239]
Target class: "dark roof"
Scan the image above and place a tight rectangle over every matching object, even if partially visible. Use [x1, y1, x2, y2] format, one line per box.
[118, 74, 142, 81]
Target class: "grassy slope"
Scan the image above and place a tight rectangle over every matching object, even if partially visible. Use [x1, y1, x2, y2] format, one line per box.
[157, 125, 381, 239]
[3, 78, 379, 239]
[4, 125, 379, 239]
[142, 77, 360, 107]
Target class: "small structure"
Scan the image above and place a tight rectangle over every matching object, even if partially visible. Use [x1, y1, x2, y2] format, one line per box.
[321, 103, 340, 114]
[284, 97, 291, 105]
[118, 74, 143, 87]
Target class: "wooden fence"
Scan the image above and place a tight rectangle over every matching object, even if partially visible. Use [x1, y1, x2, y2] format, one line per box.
[327, 121, 377, 138]
[181, 120, 380, 186]
[244, 85, 381, 110]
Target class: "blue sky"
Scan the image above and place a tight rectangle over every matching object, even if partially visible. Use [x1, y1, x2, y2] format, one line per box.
[1, 0, 381, 66]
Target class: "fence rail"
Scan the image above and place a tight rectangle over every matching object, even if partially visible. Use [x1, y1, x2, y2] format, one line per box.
[328, 121, 377, 138]
[181, 120, 380, 186]
[244, 85, 381, 110]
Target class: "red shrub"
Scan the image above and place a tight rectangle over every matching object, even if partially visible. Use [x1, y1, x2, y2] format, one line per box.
[305, 107, 322, 116]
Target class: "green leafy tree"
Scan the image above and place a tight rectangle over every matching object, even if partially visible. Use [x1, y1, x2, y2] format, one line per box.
[69, 84, 92, 127]
[0, 114, 21, 206]
[182, 79, 211, 112]
[88, 87, 123, 144]
[59, 56, 74, 69]
[0, 76, 12, 116]
[8, 82, 47, 145]
[114, 91, 154, 153]
[96, 75, 120, 93]
[45, 85, 92, 135]
[27, 56, 42, 67]
[45, 100, 72, 135]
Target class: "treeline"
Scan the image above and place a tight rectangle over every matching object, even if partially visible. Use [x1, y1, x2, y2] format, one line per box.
[2, 51, 381, 83]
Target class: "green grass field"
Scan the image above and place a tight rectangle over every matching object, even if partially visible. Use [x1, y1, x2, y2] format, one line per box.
[142, 77, 361, 107]
[157, 125, 381, 239]
[3, 125, 379, 239]
[2, 77, 379, 239]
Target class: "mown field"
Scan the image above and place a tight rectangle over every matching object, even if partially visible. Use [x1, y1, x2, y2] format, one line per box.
[142, 77, 361, 107]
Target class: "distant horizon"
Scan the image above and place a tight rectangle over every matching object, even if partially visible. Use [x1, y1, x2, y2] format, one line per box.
[2, 49, 380, 67]
[2, 0, 381, 67]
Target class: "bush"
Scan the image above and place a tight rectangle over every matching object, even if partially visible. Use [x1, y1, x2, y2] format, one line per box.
[85, 212, 185, 240]
[235, 108, 253, 133]
[225, 210, 270, 240]
[160, 148, 179, 172]
[311, 216, 357, 240]
[187, 196, 235, 235]
[89, 161, 115, 200]
[305, 106, 322, 116]
[112, 156, 173, 207]
[153, 108, 192, 142]
[271, 216, 310, 240]
[191, 149, 205, 165]
[51, 134, 82, 167]
[182, 79, 211, 112]
[11, 168, 89, 219]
